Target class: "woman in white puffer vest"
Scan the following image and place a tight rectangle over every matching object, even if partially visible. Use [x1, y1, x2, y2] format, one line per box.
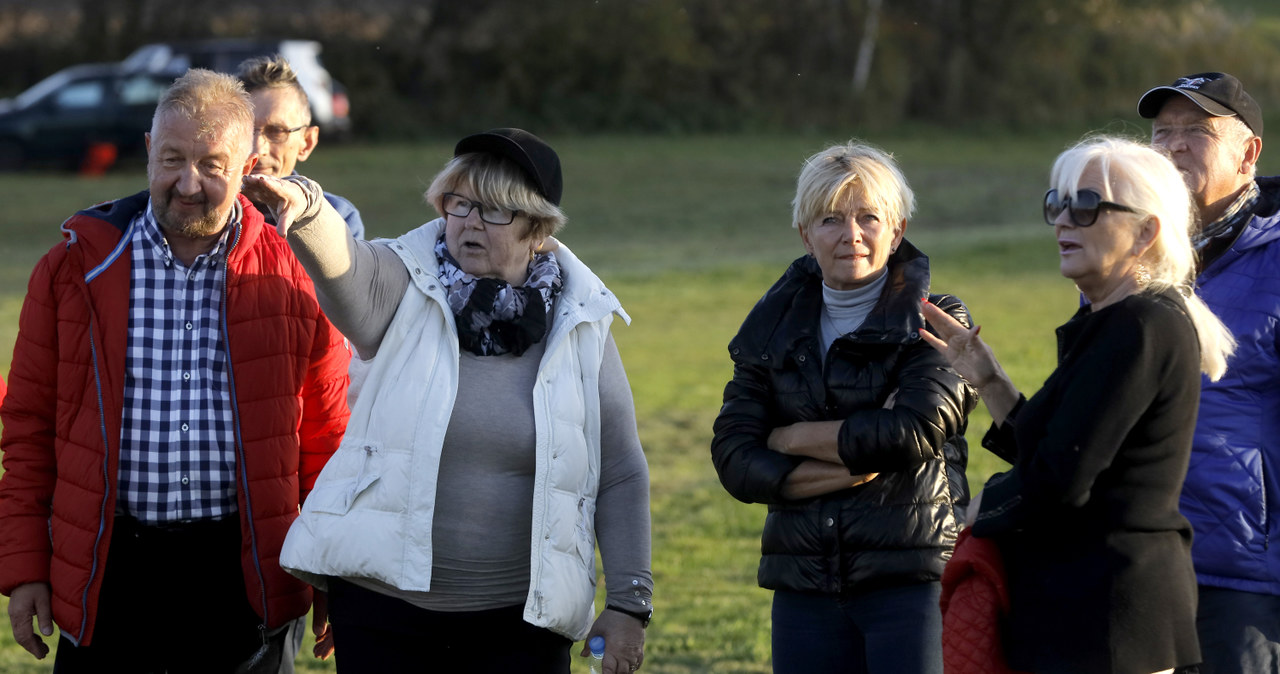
[243, 128, 652, 674]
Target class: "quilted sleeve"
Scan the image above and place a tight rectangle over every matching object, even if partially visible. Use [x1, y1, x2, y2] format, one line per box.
[0, 254, 61, 594]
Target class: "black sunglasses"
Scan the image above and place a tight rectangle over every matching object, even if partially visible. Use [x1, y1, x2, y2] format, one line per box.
[1043, 188, 1139, 227]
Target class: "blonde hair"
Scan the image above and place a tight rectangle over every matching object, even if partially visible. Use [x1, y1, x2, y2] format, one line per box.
[792, 141, 915, 232]
[152, 68, 254, 160]
[238, 54, 311, 125]
[1050, 136, 1236, 380]
[425, 151, 567, 241]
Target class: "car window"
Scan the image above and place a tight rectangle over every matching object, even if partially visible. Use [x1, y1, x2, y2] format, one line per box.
[118, 75, 169, 106]
[54, 80, 105, 110]
[16, 70, 72, 108]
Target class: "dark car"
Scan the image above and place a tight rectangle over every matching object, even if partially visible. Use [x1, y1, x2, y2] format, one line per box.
[0, 63, 174, 170]
[122, 39, 352, 139]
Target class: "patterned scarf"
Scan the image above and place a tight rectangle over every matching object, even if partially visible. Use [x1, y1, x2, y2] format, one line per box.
[434, 235, 563, 356]
[1194, 180, 1259, 272]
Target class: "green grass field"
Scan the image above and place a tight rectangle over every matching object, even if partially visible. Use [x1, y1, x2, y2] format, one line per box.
[0, 129, 1231, 672]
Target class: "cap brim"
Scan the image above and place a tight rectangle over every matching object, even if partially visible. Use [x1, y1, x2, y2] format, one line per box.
[1138, 86, 1237, 119]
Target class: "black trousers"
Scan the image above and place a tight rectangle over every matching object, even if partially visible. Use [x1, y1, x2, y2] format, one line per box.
[326, 578, 573, 673]
[53, 514, 287, 674]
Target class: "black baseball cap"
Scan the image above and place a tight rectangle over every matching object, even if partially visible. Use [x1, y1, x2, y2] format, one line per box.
[454, 128, 563, 206]
[1137, 72, 1263, 138]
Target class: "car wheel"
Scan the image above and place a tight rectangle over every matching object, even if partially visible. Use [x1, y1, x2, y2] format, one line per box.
[0, 139, 24, 171]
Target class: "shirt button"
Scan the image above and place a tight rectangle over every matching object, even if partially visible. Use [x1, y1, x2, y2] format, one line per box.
[825, 517, 835, 527]
[181, 475, 190, 485]
[185, 321, 193, 330]
[180, 423, 189, 432]
[182, 372, 191, 381]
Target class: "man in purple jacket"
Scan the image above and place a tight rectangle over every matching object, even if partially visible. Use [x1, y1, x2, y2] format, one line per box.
[1139, 71, 1280, 674]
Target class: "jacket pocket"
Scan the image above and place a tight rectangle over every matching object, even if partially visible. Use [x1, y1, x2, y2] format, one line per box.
[575, 496, 599, 580]
[305, 442, 382, 515]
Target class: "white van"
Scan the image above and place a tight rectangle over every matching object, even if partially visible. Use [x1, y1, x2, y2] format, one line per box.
[123, 39, 351, 138]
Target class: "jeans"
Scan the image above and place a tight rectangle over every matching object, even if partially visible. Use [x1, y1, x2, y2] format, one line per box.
[772, 582, 943, 674]
[1197, 586, 1280, 674]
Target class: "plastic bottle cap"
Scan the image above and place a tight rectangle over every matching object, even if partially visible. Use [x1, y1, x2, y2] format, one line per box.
[589, 635, 606, 657]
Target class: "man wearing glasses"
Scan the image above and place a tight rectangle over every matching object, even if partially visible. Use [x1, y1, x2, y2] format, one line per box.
[1138, 72, 1280, 674]
[239, 54, 364, 239]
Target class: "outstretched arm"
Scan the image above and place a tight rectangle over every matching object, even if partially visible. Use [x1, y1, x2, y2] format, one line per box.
[242, 173, 409, 357]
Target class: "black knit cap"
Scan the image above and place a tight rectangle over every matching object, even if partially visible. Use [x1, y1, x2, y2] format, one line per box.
[454, 128, 564, 206]
[1137, 72, 1263, 138]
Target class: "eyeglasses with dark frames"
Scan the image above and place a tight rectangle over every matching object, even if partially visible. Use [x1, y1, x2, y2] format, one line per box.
[441, 192, 519, 225]
[254, 124, 308, 144]
[1043, 188, 1139, 227]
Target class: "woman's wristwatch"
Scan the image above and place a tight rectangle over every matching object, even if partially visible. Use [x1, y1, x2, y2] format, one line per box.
[606, 604, 653, 628]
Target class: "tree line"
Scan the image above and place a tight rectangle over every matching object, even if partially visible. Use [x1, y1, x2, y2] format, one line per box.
[0, 0, 1275, 139]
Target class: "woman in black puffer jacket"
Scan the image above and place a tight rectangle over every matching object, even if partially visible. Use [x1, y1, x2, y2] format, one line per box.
[711, 141, 978, 674]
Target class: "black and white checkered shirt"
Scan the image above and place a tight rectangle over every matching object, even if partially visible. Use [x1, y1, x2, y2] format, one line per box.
[117, 202, 240, 524]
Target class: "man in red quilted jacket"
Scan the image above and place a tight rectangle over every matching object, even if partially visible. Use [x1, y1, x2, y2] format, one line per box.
[0, 68, 350, 672]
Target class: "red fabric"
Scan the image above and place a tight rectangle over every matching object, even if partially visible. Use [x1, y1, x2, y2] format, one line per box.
[939, 528, 1029, 674]
[0, 193, 350, 645]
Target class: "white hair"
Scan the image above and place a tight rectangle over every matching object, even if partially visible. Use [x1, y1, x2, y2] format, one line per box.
[1050, 136, 1236, 380]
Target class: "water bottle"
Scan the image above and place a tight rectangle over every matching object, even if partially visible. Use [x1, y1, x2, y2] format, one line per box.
[588, 635, 606, 674]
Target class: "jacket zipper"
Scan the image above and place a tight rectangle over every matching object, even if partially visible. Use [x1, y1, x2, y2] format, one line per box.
[82, 320, 113, 645]
[219, 223, 271, 643]
[76, 214, 137, 645]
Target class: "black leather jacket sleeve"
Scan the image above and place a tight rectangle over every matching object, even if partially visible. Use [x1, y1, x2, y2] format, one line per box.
[710, 360, 801, 505]
[836, 302, 977, 474]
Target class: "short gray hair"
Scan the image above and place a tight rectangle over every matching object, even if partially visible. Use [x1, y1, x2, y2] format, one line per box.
[152, 69, 254, 159]
[1221, 115, 1258, 179]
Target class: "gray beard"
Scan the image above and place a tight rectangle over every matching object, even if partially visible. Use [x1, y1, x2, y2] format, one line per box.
[154, 201, 228, 239]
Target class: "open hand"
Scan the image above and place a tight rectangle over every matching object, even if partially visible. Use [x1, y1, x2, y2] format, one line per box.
[919, 299, 1000, 389]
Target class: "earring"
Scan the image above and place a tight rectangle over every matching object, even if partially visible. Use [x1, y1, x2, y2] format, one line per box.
[1134, 263, 1151, 288]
